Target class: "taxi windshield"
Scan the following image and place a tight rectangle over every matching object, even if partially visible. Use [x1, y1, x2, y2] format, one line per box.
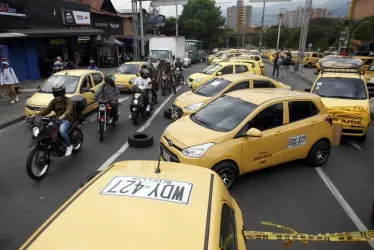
[313, 77, 367, 100]
[194, 78, 232, 97]
[116, 64, 139, 74]
[191, 95, 258, 132]
[202, 64, 221, 74]
[39, 75, 79, 94]
[304, 52, 311, 57]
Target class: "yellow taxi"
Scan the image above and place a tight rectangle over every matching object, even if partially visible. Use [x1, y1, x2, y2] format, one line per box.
[291, 51, 298, 64]
[114, 62, 144, 91]
[352, 56, 374, 72]
[187, 62, 255, 89]
[229, 57, 264, 75]
[207, 51, 226, 64]
[162, 89, 333, 188]
[211, 52, 242, 65]
[20, 160, 374, 249]
[172, 74, 290, 120]
[25, 70, 104, 118]
[306, 59, 372, 140]
[303, 52, 324, 68]
[364, 62, 374, 83]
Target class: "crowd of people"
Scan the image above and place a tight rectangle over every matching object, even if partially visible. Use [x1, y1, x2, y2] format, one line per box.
[272, 49, 292, 78]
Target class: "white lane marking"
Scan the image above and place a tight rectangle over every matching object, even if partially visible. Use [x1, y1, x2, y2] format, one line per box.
[316, 167, 374, 249]
[118, 97, 129, 104]
[349, 141, 362, 151]
[19, 88, 38, 93]
[97, 86, 183, 171]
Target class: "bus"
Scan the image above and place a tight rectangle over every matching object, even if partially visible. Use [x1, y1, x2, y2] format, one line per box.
[185, 40, 203, 63]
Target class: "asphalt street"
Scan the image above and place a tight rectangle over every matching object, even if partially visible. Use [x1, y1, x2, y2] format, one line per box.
[0, 63, 373, 250]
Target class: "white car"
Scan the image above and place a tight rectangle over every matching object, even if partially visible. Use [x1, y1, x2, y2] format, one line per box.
[183, 53, 191, 67]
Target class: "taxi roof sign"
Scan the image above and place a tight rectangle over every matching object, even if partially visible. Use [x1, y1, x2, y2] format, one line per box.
[319, 57, 363, 69]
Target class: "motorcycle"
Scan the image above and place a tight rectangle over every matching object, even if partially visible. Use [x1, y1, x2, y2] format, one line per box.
[25, 116, 84, 180]
[174, 67, 183, 86]
[129, 89, 153, 125]
[107, 56, 117, 68]
[160, 72, 176, 96]
[97, 99, 119, 142]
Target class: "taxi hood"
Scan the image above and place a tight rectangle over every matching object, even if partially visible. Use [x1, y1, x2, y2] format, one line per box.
[190, 72, 213, 80]
[165, 115, 228, 148]
[174, 90, 212, 106]
[114, 73, 136, 82]
[28, 92, 74, 107]
[21, 161, 215, 250]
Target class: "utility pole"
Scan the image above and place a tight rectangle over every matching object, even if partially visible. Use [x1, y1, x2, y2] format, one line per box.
[259, 1, 265, 51]
[276, 9, 285, 50]
[346, 0, 357, 53]
[175, 5, 178, 36]
[139, 0, 145, 58]
[152, 5, 157, 35]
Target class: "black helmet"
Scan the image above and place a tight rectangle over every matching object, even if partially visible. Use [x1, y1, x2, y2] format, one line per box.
[140, 68, 149, 79]
[144, 62, 153, 69]
[105, 75, 115, 85]
[160, 59, 166, 64]
[176, 57, 181, 61]
[52, 82, 66, 101]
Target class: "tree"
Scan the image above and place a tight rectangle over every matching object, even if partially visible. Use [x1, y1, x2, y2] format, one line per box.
[178, 0, 225, 49]
[159, 17, 178, 36]
[146, 4, 161, 35]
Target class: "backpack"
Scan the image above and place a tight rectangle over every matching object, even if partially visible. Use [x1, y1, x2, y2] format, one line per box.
[284, 57, 291, 66]
[277, 57, 283, 65]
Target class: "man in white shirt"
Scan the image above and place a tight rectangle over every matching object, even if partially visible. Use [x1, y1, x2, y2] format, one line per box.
[133, 68, 152, 111]
[0, 61, 19, 104]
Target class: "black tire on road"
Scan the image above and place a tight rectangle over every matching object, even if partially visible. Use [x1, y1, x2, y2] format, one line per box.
[306, 140, 331, 166]
[164, 108, 172, 119]
[26, 148, 50, 181]
[71, 128, 83, 153]
[128, 132, 154, 148]
[99, 122, 104, 142]
[131, 111, 139, 125]
[172, 85, 176, 94]
[162, 86, 166, 96]
[80, 171, 101, 188]
[212, 161, 238, 189]
[307, 62, 312, 68]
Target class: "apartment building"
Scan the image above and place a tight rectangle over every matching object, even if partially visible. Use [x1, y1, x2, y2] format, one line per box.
[281, 7, 329, 28]
[226, 0, 252, 32]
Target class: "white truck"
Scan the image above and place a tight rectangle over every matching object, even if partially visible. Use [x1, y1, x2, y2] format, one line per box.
[149, 36, 185, 68]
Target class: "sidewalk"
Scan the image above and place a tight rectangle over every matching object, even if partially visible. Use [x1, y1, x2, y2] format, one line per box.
[265, 60, 374, 119]
[0, 68, 116, 129]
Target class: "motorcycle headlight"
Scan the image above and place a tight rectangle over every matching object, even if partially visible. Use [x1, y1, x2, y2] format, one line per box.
[32, 127, 40, 137]
[182, 143, 215, 158]
[194, 77, 203, 83]
[133, 99, 138, 105]
[185, 102, 205, 111]
[99, 104, 106, 111]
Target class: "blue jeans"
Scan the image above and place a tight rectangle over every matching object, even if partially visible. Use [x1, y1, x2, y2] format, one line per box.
[60, 120, 71, 147]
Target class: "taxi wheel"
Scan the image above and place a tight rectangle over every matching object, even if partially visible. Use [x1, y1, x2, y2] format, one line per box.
[213, 161, 238, 189]
[306, 140, 330, 166]
[164, 108, 172, 119]
[128, 132, 154, 148]
[307, 62, 312, 68]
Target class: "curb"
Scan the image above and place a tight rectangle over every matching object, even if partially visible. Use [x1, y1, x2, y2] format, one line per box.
[0, 115, 25, 130]
[264, 60, 374, 119]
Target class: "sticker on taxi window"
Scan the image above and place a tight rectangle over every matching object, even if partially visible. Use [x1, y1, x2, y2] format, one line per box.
[316, 82, 323, 86]
[287, 134, 307, 148]
[211, 80, 221, 86]
[101, 176, 193, 204]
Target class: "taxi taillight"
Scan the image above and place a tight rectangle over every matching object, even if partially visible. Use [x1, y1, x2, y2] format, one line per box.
[325, 115, 333, 125]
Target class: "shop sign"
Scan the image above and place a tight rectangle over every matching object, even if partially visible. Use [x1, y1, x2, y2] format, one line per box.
[78, 36, 90, 41]
[50, 39, 66, 46]
[62, 9, 91, 25]
[0, 1, 26, 17]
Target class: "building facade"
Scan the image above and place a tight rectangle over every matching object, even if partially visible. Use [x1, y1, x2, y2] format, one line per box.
[226, 0, 252, 32]
[281, 7, 330, 28]
[351, 0, 374, 19]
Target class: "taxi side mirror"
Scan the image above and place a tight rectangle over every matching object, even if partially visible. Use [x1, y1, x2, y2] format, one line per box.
[216, 72, 222, 76]
[304, 88, 311, 92]
[246, 128, 263, 138]
[136, 73, 139, 77]
[81, 87, 89, 93]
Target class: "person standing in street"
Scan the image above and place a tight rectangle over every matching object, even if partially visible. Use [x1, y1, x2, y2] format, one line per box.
[53, 56, 64, 73]
[0, 61, 19, 104]
[283, 52, 292, 78]
[88, 60, 99, 71]
[272, 53, 280, 77]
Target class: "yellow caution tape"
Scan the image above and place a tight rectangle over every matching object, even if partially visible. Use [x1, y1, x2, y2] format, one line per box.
[327, 106, 370, 127]
[245, 221, 374, 249]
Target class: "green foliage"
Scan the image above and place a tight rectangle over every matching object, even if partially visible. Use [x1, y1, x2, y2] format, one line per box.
[350, 16, 374, 43]
[159, 17, 178, 36]
[183, 19, 207, 40]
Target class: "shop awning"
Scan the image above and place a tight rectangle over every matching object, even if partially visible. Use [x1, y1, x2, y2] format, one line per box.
[6, 28, 104, 38]
[99, 36, 124, 46]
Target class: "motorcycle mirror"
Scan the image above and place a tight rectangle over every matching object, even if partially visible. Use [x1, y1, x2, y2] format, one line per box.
[90, 89, 95, 94]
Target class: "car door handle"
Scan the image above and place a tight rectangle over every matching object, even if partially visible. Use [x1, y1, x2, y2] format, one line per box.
[275, 130, 283, 135]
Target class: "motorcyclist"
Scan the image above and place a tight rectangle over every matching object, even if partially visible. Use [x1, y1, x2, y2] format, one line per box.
[142, 62, 158, 104]
[157, 59, 173, 87]
[173, 57, 185, 84]
[38, 83, 74, 156]
[94, 75, 120, 124]
[133, 68, 152, 112]
[53, 56, 64, 73]
[88, 60, 99, 71]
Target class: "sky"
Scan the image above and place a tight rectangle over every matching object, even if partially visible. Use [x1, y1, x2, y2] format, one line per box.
[112, 0, 332, 17]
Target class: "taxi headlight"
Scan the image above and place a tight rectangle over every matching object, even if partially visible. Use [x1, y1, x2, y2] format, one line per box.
[32, 127, 40, 137]
[185, 102, 204, 111]
[182, 143, 215, 158]
[194, 77, 203, 83]
[133, 99, 138, 105]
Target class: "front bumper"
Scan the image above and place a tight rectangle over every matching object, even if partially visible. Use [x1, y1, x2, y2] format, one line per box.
[171, 102, 191, 120]
[116, 82, 132, 91]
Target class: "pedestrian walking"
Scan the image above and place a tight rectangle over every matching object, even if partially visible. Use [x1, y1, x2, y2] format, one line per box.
[272, 53, 280, 77]
[0, 61, 19, 104]
[283, 52, 292, 78]
[278, 56, 284, 77]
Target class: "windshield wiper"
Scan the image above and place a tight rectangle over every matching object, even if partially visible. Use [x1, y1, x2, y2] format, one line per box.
[193, 115, 215, 130]
[327, 95, 358, 99]
[195, 91, 207, 97]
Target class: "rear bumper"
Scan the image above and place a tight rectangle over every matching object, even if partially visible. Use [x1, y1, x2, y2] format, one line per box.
[341, 126, 368, 137]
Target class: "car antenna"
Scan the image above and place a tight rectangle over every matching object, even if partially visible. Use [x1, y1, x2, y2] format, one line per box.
[155, 150, 162, 174]
[291, 81, 298, 90]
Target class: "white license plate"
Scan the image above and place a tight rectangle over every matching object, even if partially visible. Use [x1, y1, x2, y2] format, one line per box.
[172, 108, 178, 120]
[101, 176, 193, 204]
[287, 134, 307, 149]
[162, 149, 171, 162]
